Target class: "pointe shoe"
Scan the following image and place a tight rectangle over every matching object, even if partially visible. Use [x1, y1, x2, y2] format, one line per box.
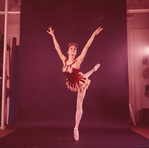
[94, 63, 100, 72]
[74, 128, 79, 141]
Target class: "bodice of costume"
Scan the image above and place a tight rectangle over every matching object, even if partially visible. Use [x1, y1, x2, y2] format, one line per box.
[62, 59, 90, 92]
[64, 68, 80, 83]
[62, 59, 80, 83]
[62, 59, 76, 73]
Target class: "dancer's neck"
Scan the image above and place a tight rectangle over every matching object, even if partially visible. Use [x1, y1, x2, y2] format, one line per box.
[68, 54, 75, 62]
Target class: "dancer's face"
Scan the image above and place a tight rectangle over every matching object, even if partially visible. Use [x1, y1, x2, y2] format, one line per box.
[68, 45, 77, 55]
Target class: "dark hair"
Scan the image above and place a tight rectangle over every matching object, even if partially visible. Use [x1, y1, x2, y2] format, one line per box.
[68, 42, 78, 49]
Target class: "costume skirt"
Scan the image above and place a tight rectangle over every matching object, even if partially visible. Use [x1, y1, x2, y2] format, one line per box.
[65, 72, 91, 92]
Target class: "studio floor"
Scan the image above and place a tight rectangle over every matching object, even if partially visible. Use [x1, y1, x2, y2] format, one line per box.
[0, 126, 149, 148]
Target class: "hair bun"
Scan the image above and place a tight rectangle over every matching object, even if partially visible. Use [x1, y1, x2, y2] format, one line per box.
[68, 42, 78, 49]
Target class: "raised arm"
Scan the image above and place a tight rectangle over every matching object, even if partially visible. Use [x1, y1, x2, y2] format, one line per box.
[77, 27, 103, 63]
[47, 26, 66, 63]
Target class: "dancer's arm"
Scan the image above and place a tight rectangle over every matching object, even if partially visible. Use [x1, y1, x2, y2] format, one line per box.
[47, 26, 66, 62]
[77, 27, 103, 63]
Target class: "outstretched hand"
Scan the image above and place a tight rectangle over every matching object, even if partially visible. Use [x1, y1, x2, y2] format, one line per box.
[93, 26, 103, 36]
[47, 26, 55, 36]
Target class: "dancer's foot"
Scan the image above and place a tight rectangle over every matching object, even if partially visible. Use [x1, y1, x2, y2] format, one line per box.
[74, 127, 79, 141]
[93, 63, 100, 72]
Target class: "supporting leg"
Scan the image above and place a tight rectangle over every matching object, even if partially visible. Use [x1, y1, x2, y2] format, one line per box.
[74, 89, 86, 141]
[84, 63, 100, 78]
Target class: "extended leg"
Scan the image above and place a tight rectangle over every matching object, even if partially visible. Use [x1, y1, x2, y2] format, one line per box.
[84, 63, 100, 78]
[74, 89, 86, 141]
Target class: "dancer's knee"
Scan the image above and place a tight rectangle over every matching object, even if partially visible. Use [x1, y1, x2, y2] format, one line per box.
[76, 103, 82, 110]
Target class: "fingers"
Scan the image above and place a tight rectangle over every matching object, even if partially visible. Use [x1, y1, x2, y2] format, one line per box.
[97, 26, 103, 32]
[94, 26, 103, 35]
[48, 27, 51, 31]
[46, 30, 50, 34]
[98, 26, 103, 29]
[47, 26, 52, 31]
[47, 26, 55, 35]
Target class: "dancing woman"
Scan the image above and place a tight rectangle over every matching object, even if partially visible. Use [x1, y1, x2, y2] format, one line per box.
[47, 26, 103, 141]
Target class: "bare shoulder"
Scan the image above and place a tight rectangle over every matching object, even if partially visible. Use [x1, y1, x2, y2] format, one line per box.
[62, 57, 67, 65]
[76, 56, 83, 64]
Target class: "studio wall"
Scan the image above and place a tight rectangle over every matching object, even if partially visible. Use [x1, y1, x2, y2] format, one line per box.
[18, 0, 129, 128]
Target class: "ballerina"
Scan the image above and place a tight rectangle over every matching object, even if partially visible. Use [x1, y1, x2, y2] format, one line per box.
[47, 26, 103, 141]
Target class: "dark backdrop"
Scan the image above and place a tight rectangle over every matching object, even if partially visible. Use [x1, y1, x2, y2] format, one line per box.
[18, 0, 129, 128]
